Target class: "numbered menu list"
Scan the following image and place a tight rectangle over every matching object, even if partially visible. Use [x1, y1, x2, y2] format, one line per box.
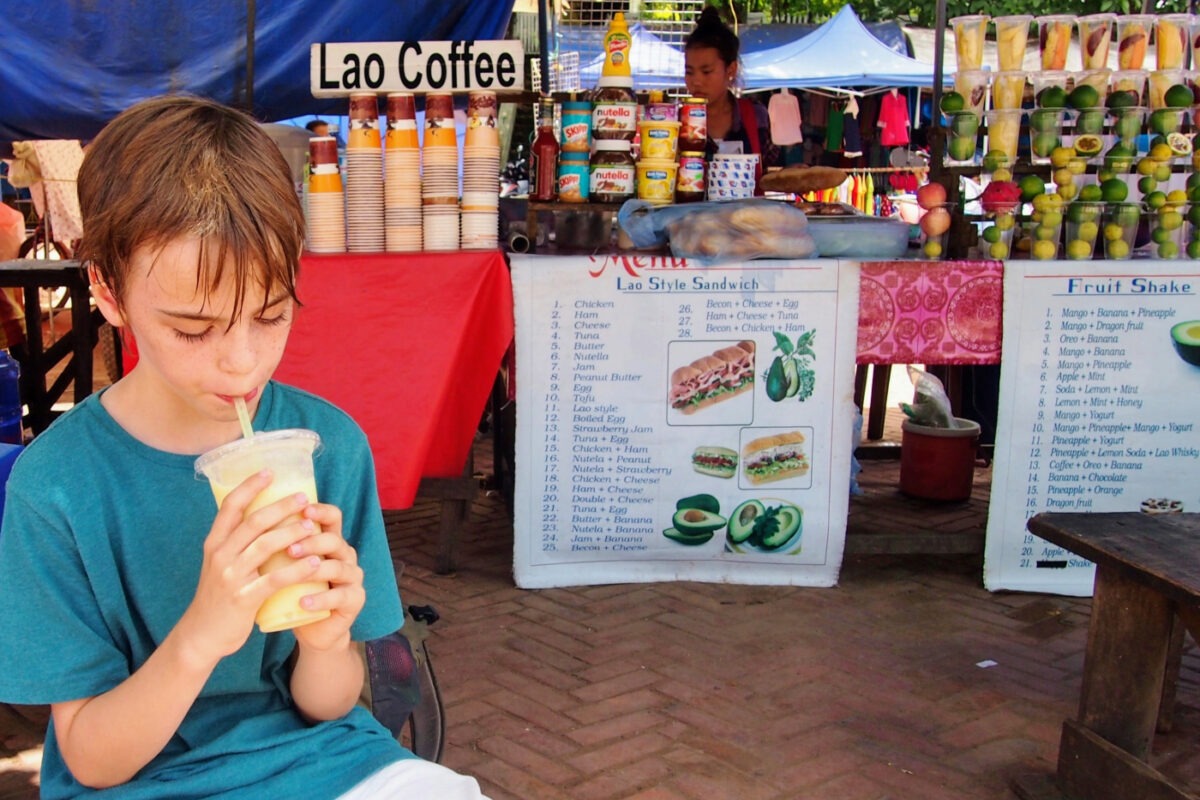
[987, 266, 1200, 593]
[537, 296, 662, 559]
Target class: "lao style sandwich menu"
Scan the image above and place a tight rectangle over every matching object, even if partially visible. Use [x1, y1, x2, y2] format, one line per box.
[510, 254, 860, 589]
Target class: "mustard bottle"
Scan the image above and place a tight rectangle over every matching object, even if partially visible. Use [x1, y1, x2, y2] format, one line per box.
[602, 12, 632, 79]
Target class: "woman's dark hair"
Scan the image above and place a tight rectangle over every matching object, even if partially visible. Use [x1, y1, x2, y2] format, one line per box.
[685, 7, 740, 65]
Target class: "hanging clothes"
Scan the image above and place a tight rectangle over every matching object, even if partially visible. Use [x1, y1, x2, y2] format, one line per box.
[878, 88, 911, 147]
[768, 89, 803, 146]
[842, 96, 863, 159]
[825, 102, 845, 153]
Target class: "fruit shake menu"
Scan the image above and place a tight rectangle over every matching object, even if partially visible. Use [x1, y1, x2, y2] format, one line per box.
[510, 255, 859, 589]
[985, 261, 1200, 595]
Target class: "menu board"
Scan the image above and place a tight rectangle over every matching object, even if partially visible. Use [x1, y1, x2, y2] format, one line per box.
[510, 255, 860, 589]
[985, 260, 1200, 595]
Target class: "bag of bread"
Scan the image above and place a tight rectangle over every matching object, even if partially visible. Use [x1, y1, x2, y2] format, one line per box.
[617, 198, 817, 264]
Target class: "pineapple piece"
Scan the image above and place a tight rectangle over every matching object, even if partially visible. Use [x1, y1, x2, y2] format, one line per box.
[1157, 19, 1185, 69]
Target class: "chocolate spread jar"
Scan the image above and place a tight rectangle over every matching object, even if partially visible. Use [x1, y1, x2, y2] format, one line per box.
[591, 77, 637, 141]
[589, 139, 635, 203]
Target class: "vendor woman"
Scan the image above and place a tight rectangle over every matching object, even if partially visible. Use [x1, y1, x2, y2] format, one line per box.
[684, 7, 782, 191]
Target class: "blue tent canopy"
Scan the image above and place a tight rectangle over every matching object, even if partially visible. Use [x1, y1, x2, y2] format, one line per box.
[0, 0, 516, 143]
[578, 24, 686, 90]
[738, 20, 912, 57]
[740, 5, 946, 91]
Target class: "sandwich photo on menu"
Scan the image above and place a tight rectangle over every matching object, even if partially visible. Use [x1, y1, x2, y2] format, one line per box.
[668, 340, 756, 415]
[742, 430, 810, 486]
[691, 445, 738, 478]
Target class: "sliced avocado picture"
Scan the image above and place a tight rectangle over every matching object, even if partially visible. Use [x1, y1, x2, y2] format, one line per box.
[663, 526, 714, 545]
[675, 493, 721, 514]
[1171, 320, 1200, 366]
[783, 358, 800, 397]
[726, 499, 765, 544]
[759, 505, 802, 550]
[672, 507, 728, 534]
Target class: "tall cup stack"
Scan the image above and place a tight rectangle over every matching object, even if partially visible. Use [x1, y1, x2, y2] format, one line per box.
[461, 91, 501, 250]
[305, 136, 346, 253]
[384, 92, 422, 252]
[421, 92, 461, 251]
[344, 92, 385, 252]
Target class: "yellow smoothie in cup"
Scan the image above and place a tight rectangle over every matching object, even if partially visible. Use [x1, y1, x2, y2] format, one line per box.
[196, 429, 330, 633]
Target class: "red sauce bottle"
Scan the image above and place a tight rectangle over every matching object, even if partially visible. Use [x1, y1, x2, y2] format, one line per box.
[530, 98, 559, 202]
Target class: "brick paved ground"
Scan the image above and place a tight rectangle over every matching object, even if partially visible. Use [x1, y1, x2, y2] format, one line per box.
[4, 423, 1200, 799]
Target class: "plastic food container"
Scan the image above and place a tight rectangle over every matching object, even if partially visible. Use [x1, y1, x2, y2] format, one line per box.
[636, 119, 680, 161]
[707, 154, 759, 201]
[635, 159, 678, 205]
[805, 216, 911, 258]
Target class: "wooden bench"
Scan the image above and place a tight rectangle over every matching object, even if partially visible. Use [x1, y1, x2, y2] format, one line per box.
[1012, 511, 1200, 800]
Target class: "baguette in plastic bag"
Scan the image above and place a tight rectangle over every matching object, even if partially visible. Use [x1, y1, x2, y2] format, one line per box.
[618, 198, 818, 263]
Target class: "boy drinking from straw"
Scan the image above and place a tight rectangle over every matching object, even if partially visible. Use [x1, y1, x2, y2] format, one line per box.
[0, 95, 489, 799]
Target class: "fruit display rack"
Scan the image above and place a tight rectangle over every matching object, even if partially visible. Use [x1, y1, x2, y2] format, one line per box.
[926, 12, 1200, 262]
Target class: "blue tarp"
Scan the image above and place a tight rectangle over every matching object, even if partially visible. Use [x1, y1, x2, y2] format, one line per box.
[0, 1, 516, 143]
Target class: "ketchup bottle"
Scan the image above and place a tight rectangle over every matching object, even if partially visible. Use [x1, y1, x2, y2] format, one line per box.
[530, 98, 559, 202]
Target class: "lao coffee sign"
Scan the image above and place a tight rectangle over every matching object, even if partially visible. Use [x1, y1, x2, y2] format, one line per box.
[311, 41, 524, 96]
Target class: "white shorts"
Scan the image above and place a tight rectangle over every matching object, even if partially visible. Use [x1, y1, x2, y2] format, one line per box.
[337, 758, 491, 799]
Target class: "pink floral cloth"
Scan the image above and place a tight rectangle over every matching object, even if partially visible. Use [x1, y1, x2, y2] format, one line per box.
[856, 260, 1003, 365]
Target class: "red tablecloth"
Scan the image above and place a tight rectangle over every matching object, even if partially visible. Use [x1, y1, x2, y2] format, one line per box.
[856, 260, 1003, 365]
[274, 250, 513, 509]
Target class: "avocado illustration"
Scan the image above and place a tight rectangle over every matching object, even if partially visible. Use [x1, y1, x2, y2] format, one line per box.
[783, 358, 800, 397]
[726, 499, 766, 544]
[1171, 320, 1200, 366]
[759, 504, 802, 550]
[663, 527, 714, 545]
[672, 507, 727, 534]
[674, 493, 721, 514]
[765, 357, 788, 401]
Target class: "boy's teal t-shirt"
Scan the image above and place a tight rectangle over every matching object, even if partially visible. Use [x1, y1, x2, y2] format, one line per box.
[0, 382, 411, 798]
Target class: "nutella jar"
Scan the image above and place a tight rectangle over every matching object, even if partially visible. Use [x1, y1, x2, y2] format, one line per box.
[679, 97, 708, 151]
[591, 76, 637, 141]
[676, 151, 706, 203]
[590, 139, 635, 203]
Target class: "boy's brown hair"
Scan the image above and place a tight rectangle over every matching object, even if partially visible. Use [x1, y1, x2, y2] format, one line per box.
[76, 94, 305, 322]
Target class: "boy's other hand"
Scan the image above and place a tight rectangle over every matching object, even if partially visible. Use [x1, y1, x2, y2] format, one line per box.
[286, 502, 366, 652]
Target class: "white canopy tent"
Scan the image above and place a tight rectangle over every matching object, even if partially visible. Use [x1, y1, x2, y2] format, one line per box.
[740, 5, 949, 92]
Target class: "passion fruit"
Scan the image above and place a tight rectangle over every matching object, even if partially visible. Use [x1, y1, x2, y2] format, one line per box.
[1073, 134, 1103, 157]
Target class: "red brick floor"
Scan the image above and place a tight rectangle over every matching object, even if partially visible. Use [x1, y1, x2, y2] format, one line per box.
[4, 412, 1200, 799]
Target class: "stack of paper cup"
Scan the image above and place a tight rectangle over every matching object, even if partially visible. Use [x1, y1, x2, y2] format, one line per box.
[384, 92, 422, 252]
[305, 136, 345, 253]
[422, 92, 460, 251]
[461, 91, 500, 250]
[344, 92, 385, 252]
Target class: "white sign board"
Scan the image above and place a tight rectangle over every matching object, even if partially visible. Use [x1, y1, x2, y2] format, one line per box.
[985, 260, 1200, 595]
[510, 255, 860, 589]
[310, 41, 524, 96]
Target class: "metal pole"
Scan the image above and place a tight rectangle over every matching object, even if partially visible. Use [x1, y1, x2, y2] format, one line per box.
[930, 0, 946, 185]
[245, 0, 256, 112]
[537, 0, 551, 96]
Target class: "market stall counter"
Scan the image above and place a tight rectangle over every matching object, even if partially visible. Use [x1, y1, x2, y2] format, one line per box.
[274, 249, 513, 571]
